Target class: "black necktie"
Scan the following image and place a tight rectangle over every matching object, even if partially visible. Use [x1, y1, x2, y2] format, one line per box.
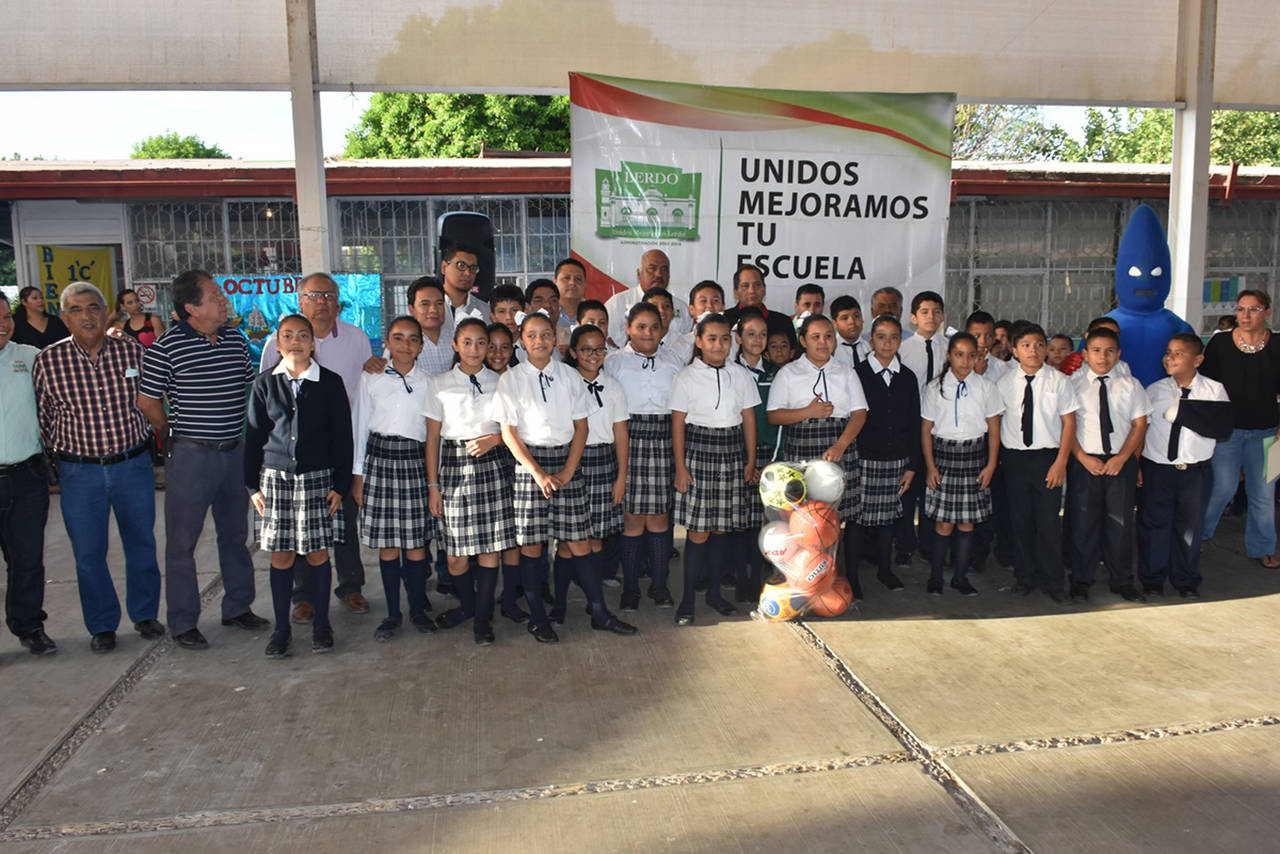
[1021, 374, 1035, 447]
[811, 368, 829, 402]
[584, 378, 604, 407]
[641, 355, 655, 370]
[468, 373, 484, 397]
[954, 378, 968, 427]
[1097, 376, 1113, 455]
[925, 338, 934, 382]
[843, 341, 860, 366]
[709, 364, 724, 409]
[1167, 387, 1192, 460]
[537, 371, 554, 402]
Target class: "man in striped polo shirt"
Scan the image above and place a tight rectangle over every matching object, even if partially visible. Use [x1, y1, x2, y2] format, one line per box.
[137, 270, 268, 650]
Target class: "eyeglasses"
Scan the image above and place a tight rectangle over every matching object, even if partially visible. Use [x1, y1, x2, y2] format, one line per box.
[451, 260, 481, 275]
[1235, 305, 1267, 315]
[576, 346, 608, 356]
[301, 292, 339, 303]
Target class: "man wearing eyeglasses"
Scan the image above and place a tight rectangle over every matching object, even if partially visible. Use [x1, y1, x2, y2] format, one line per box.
[440, 244, 489, 336]
[604, 249, 691, 348]
[259, 272, 374, 620]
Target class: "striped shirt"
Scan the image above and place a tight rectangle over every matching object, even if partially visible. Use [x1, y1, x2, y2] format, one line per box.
[140, 322, 254, 442]
[32, 335, 150, 457]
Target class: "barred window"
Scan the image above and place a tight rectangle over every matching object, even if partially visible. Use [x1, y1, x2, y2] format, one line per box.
[225, 200, 300, 275]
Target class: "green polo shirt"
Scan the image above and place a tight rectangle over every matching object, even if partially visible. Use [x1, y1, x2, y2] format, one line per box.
[0, 341, 43, 465]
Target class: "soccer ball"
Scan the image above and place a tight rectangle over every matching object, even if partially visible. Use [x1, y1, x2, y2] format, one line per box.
[804, 461, 845, 505]
[789, 501, 840, 551]
[756, 583, 808, 622]
[758, 520, 799, 568]
[759, 462, 807, 510]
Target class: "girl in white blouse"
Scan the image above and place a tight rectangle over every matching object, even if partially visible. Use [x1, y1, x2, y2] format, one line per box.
[494, 311, 594, 644]
[670, 314, 761, 625]
[920, 332, 1004, 597]
[352, 315, 437, 641]
[424, 318, 516, 646]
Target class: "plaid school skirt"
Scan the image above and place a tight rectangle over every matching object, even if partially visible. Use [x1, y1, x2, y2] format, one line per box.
[924, 436, 992, 525]
[783, 418, 860, 522]
[581, 443, 624, 540]
[358, 433, 435, 550]
[513, 443, 593, 545]
[440, 439, 518, 556]
[626, 413, 673, 516]
[675, 424, 749, 533]
[743, 442, 776, 528]
[858, 457, 909, 527]
[257, 467, 344, 554]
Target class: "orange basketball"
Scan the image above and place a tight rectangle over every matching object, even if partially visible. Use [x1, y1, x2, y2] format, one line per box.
[789, 500, 840, 551]
[807, 576, 853, 617]
[784, 547, 836, 592]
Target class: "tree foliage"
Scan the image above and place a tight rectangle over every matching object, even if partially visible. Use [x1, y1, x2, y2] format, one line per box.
[952, 105, 1073, 161]
[1065, 108, 1280, 165]
[343, 93, 569, 158]
[131, 132, 230, 159]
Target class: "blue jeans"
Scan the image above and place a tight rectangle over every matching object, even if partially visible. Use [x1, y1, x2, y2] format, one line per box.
[59, 452, 161, 634]
[1201, 427, 1277, 558]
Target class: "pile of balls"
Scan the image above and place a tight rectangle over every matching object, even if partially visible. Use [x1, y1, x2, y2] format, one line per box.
[753, 461, 854, 621]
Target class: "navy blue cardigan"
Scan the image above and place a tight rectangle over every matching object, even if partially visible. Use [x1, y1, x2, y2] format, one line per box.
[244, 366, 353, 495]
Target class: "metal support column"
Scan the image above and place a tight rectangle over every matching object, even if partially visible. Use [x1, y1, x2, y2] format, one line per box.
[285, 0, 330, 274]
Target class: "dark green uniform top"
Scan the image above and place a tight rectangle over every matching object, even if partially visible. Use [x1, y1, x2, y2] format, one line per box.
[734, 352, 780, 459]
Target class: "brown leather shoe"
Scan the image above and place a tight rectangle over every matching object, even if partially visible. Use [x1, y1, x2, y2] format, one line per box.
[290, 601, 314, 624]
[341, 592, 371, 614]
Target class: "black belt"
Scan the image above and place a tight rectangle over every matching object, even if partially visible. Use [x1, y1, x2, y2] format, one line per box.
[172, 435, 242, 452]
[57, 442, 150, 466]
[1155, 459, 1210, 471]
[0, 454, 40, 477]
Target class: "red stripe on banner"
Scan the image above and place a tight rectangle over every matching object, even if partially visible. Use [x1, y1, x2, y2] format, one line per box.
[573, 250, 628, 302]
[570, 74, 948, 159]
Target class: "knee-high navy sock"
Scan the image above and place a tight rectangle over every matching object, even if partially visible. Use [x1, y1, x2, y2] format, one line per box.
[379, 557, 403, 620]
[310, 559, 333, 632]
[930, 532, 951, 584]
[620, 534, 644, 595]
[402, 557, 428, 618]
[736, 528, 763, 601]
[473, 565, 498, 630]
[500, 564, 522, 612]
[705, 533, 729, 605]
[875, 526, 894, 576]
[600, 536, 620, 581]
[537, 549, 551, 585]
[647, 528, 674, 591]
[577, 552, 610, 624]
[553, 553, 574, 614]
[842, 523, 862, 587]
[678, 537, 707, 615]
[520, 555, 550, 627]
[453, 566, 476, 618]
[952, 529, 975, 582]
[270, 569, 292, 635]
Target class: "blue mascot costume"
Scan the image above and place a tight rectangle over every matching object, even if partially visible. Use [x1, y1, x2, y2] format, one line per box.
[1106, 204, 1194, 386]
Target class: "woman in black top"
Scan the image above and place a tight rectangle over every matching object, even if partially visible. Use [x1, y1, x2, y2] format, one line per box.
[112, 289, 165, 347]
[11, 287, 69, 348]
[246, 314, 354, 657]
[1200, 289, 1280, 567]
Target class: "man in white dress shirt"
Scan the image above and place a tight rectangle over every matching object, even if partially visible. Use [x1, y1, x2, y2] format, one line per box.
[604, 249, 691, 348]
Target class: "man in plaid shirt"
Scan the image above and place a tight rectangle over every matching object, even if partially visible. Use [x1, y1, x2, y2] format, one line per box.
[32, 282, 163, 653]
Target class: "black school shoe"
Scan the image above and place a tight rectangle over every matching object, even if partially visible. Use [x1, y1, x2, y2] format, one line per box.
[501, 604, 529, 623]
[950, 578, 979, 597]
[877, 572, 905, 591]
[1142, 583, 1164, 597]
[1111, 585, 1146, 603]
[592, 615, 638, 635]
[619, 591, 641, 612]
[134, 619, 167, 639]
[474, 624, 496, 646]
[90, 631, 117, 653]
[265, 632, 290, 658]
[20, 628, 58, 656]
[648, 586, 674, 608]
[1177, 587, 1201, 599]
[220, 611, 269, 630]
[1069, 583, 1090, 603]
[410, 611, 437, 633]
[706, 599, 737, 617]
[926, 578, 944, 596]
[374, 617, 400, 643]
[312, 626, 335, 653]
[527, 622, 559, 644]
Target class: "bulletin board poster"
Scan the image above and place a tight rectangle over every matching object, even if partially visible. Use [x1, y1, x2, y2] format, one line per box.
[215, 273, 383, 364]
[35, 245, 115, 313]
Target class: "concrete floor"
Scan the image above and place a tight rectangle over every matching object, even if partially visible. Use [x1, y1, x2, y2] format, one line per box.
[1, 493, 1278, 852]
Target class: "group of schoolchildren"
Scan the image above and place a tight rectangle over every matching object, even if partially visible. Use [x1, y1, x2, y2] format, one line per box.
[245, 256, 1229, 658]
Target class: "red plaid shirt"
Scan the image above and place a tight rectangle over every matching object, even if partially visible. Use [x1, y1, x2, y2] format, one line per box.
[32, 335, 150, 457]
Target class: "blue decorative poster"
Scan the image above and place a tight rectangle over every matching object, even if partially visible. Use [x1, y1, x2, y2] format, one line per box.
[216, 273, 383, 363]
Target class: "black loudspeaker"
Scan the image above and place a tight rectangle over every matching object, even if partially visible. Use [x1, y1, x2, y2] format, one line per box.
[437, 211, 496, 301]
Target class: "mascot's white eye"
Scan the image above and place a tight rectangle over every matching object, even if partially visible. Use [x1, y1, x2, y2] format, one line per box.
[1128, 265, 1143, 277]
[1151, 266, 1163, 276]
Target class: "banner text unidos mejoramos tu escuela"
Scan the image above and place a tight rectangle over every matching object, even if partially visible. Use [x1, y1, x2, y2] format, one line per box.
[569, 73, 955, 311]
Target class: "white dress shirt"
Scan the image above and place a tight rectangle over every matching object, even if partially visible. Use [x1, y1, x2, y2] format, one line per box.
[921, 370, 1004, 441]
[351, 363, 433, 475]
[602, 344, 683, 415]
[415, 330, 456, 376]
[578, 372, 629, 445]
[867, 355, 904, 388]
[831, 336, 872, 368]
[899, 331, 950, 392]
[260, 319, 371, 404]
[976, 354, 1011, 385]
[767, 355, 868, 417]
[1071, 368, 1152, 456]
[1142, 373, 1230, 465]
[996, 364, 1081, 449]
[669, 360, 762, 428]
[423, 365, 502, 441]
[604, 285, 692, 348]
[494, 358, 591, 446]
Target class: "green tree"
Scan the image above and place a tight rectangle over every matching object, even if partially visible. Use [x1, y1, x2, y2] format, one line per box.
[131, 132, 230, 159]
[952, 104, 1074, 161]
[1067, 108, 1280, 165]
[343, 93, 569, 158]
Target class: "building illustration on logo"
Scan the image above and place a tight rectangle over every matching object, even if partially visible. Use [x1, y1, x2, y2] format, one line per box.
[596, 161, 702, 240]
